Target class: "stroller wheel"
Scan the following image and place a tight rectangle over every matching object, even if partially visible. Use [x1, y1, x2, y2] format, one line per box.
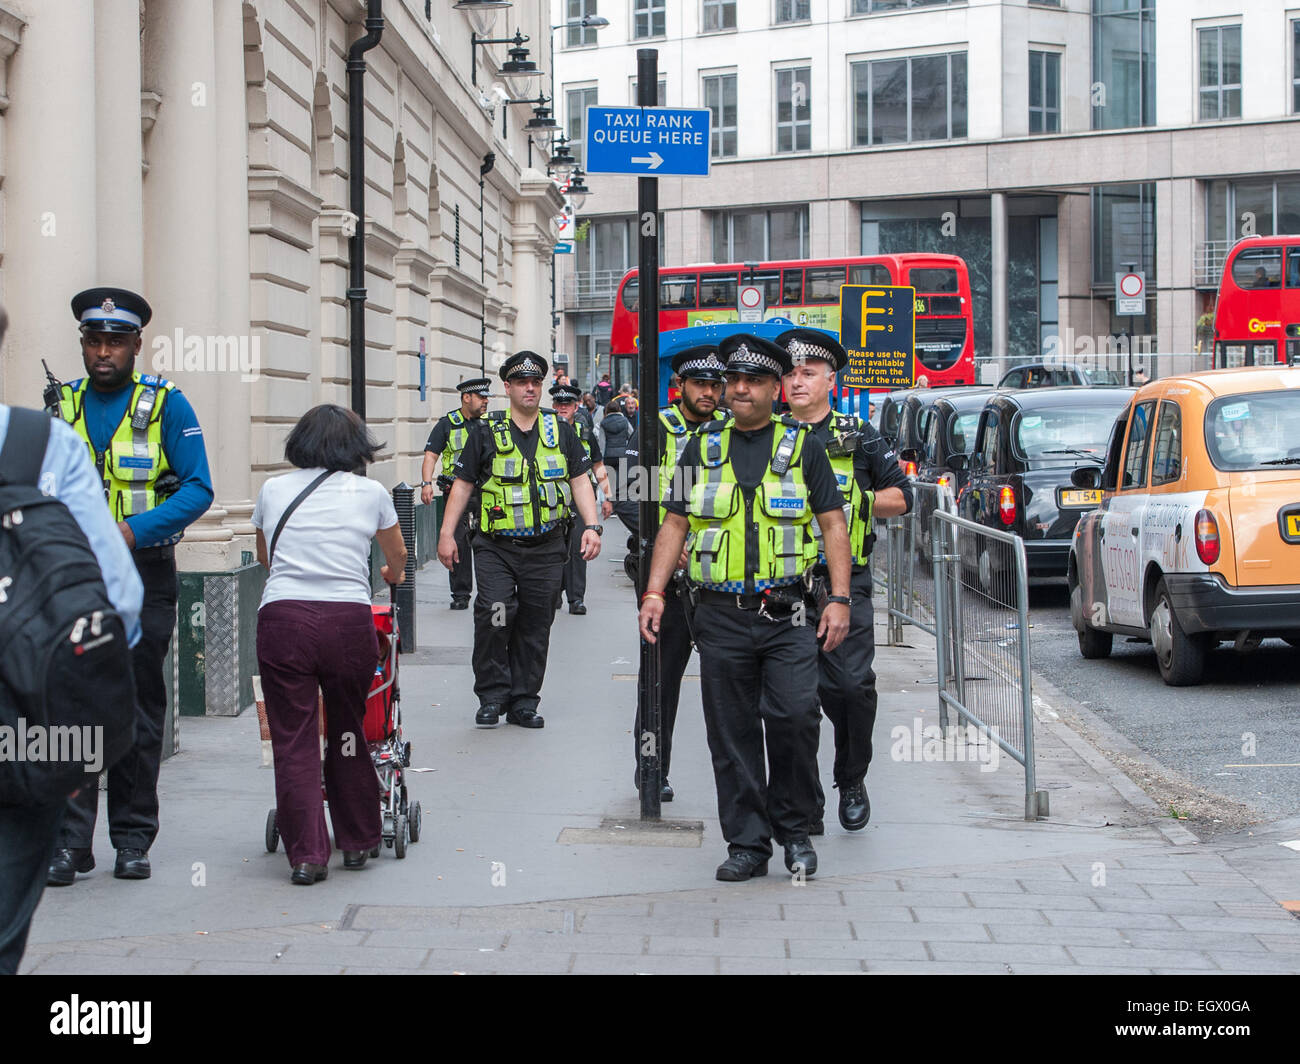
[402, 741, 412, 766]
[394, 814, 408, 859]
[408, 801, 422, 843]
[369, 846, 380, 859]
[265, 809, 279, 853]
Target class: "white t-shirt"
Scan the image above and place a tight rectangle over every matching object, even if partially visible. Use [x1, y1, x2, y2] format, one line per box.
[252, 468, 399, 608]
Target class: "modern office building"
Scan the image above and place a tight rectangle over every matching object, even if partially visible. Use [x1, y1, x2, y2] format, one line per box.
[551, 0, 1300, 384]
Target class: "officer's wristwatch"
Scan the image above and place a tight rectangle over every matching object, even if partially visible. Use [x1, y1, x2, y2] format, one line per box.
[585, 524, 604, 535]
[420, 480, 433, 487]
[826, 595, 852, 606]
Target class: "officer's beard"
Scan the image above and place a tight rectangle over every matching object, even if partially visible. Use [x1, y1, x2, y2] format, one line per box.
[680, 391, 718, 423]
[88, 352, 136, 393]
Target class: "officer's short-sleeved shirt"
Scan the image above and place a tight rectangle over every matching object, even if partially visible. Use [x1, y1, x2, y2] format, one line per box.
[423, 413, 457, 455]
[663, 420, 844, 517]
[573, 419, 604, 464]
[454, 412, 592, 486]
[810, 412, 913, 510]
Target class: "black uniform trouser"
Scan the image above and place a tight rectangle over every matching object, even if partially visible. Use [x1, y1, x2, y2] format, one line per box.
[561, 520, 587, 605]
[471, 530, 566, 712]
[0, 800, 64, 974]
[447, 496, 475, 601]
[812, 566, 878, 813]
[633, 583, 692, 780]
[695, 602, 822, 858]
[59, 552, 178, 852]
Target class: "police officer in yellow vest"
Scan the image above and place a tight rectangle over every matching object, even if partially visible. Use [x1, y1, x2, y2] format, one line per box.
[778, 328, 912, 834]
[438, 352, 602, 729]
[627, 345, 730, 803]
[421, 378, 490, 609]
[639, 334, 851, 882]
[48, 287, 214, 886]
[550, 381, 614, 615]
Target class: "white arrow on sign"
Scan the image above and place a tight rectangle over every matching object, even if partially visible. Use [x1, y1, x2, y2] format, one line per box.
[630, 151, 664, 170]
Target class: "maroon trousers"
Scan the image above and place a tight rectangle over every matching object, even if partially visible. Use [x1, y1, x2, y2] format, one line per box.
[256, 600, 381, 866]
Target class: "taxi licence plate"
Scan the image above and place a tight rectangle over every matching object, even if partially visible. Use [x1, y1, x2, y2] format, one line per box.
[1059, 488, 1103, 507]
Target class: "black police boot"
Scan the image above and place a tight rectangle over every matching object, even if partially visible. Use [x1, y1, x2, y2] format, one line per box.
[505, 706, 545, 729]
[568, 600, 586, 615]
[450, 597, 469, 610]
[715, 851, 769, 882]
[783, 838, 817, 877]
[114, 848, 151, 880]
[47, 848, 94, 887]
[838, 779, 870, 832]
[661, 778, 674, 802]
[475, 703, 504, 727]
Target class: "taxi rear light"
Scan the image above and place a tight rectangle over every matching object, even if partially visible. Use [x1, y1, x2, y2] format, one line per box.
[937, 474, 952, 489]
[903, 461, 918, 478]
[1194, 509, 1220, 564]
[998, 485, 1016, 526]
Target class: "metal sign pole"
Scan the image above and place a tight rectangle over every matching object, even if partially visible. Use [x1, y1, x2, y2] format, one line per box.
[635, 47, 662, 821]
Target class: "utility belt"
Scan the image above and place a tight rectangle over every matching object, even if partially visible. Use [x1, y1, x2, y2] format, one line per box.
[478, 523, 563, 546]
[436, 473, 456, 492]
[692, 572, 824, 619]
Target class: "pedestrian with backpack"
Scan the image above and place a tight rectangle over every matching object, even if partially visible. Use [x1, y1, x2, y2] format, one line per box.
[0, 306, 144, 975]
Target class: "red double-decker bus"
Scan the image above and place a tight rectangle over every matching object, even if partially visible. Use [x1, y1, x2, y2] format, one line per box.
[608, 253, 976, 390]
[1213, 235, 1300, 367]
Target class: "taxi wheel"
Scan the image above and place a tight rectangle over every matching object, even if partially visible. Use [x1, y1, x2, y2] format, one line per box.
[1150, 579, 1207, 686]
[1070, 583, 1112, 659]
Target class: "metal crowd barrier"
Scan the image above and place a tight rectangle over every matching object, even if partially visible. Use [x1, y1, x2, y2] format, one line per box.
[871, 480, 955, 646]
[930, 510, 1048, 821]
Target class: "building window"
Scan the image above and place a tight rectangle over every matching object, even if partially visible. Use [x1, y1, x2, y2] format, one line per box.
[775, 67, 811, 152]
[1205, 177, 1300, 244]
[703, 73, 737, 158]
[565, 85, 598, 166]
[703, 0, 735, 32]
[1092, 183, 1156, 286]
[774, 0, 810, 24]
[633, 0, 665, 39]
[851, 0, 957, 11]
[565, 0, 599, 47]
[1029, 50, 1060, 133]
[1198, 25, 1241, 121]
[1091, 0, 1155, 130]
[851, 52, 967, 146]
[629, 76, 667, 105]
[711, 206, 809, 261]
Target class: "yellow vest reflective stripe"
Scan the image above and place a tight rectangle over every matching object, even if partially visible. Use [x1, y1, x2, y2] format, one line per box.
[58, 374, 173, 521]
[658, 405, 731, 523]
[685, 415, 819, 592]
[479, 411, 572, 533]
[441, 409, 471, 470]
[819, 411, 874, 567]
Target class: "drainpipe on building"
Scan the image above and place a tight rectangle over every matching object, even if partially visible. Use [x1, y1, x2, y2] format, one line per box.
[347, 0, 385, 419]
[479, 153, 495, 374]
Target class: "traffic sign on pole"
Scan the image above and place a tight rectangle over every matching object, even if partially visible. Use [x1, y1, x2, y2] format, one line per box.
[738, 284, 765, 323]
[1115, 271, 1145, 315]
[838, 284, 916, 389]
[584, 105, 712, 177]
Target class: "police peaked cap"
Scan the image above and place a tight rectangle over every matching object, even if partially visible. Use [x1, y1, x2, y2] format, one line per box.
[71, 287, 153, 333]
[457, 377, 492, 396]
[776, 328, 847, 372]
[670, 345, 727, 381]
[549, 382, 582, 402]
[717, 333, 791, 378]
[499, 350, 549, 381]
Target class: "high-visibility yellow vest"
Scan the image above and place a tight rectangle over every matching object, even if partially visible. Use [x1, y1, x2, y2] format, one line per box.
[58, 373, 174, 522]
[658, 405, 732, 523]
[820, 411, 875, 567]
[440, 409, 472, 471]
[684, 415, 819, 592]
[478, 410, 572, 534]
[569, 415, 599, 488]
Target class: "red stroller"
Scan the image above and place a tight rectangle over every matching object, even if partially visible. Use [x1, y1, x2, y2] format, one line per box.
[264, 602, 422, 859]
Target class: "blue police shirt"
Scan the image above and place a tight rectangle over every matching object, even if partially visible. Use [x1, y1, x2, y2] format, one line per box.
[0, 405, 143, 645]
[71, 375, 215, 548]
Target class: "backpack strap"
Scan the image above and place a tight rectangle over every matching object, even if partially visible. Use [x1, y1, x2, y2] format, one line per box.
[0, 408, 52, 488]
[269, 470, 335, 564]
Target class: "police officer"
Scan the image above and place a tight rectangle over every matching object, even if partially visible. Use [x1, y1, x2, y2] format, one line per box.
[47, 287, 214, 885]
[422, 378, 491, 609]
[628, 345, 731, 803]
[438, 352, 602, 729]
[778, 329, 912, 833]
[638, 334, 851, 882]
[550, 380, 613, 615]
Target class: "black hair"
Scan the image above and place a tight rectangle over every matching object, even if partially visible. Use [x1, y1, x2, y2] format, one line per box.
[284, 403, 380, 472]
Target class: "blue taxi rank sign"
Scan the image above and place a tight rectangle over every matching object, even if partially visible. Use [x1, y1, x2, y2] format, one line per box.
[838, 284, 916, 390]
[584, 106, 712, 177]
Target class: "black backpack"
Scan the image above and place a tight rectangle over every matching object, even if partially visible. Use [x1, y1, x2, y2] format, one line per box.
[0, 408, 137, 805]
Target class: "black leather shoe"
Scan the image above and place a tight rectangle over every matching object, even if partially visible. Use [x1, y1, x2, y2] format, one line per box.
[475, 703, 504, 727]
[505, 706, 545, 729]
[783, 838, 817, 877]
[568, 601, 586, 615]
[343, 850, 369, 870]
[47, 848, 94, 887]
[290, 863, 328, 885]
[838, 779, 870, 831]
[450, 597, 469, 610]
[661, 779, 674, 802]
[716, 852, 769, 882]
[114, 848, 151, 880]
[809, 817, 824, 836]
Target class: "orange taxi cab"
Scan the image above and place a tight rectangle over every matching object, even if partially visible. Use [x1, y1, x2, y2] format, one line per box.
[1068, 366, 1300, 685]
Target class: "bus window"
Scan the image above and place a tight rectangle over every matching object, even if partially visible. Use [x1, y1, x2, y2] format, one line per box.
[748, 271, 781, 306]
[661, 276, 697, 308]
[621, 278, 638, 311]
[1231, 247, 1283, 289]
[806, 266, 845, 303]
[1288, 248, 1300, 288]
[909, 267, 959, 293]
[698, 275, 737, 307]
[782, 269, 803, 304]
[849, 264, 891, 286]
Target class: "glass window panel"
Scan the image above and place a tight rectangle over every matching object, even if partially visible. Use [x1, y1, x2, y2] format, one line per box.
[1223, 87, 1240, 119]
[1093, 4, 1154, 130]
[852, 63, 870, 146]
[1122, 400, 1154, 490]
[768, 208, 805, 259]
[1151, 401, 1182, 485]
[1207, 180, 1229, 243]
[1231, 247, 1283, 289]
[1223, 26, 1241, 86]
[909, 267, 958, 293]
[1045, 53, 1060, 110]
[731, 212, 764, 261]
[806, 267, 846, 303]
[1234, 179, 1275, 237]
[849, 264, 891, 286]
[750, 270, 781, 305]
[910, 55, 950, 142]
[783, 269, 803, 304]
[703, 0, 736, 32]
[698, 275, 738, 307]
[871, 60, 908, 145]
[1200, 90, 1219, 122]
[1030, 51, 1042, 106]
[1286, 248, 1300, 289]
[775, 0, 810, 22]
[1198, 28, 1218, 89]
[1278, 177, 1300, 234]
[950, 52, 967, 138]
[660, 276, 696, 308]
